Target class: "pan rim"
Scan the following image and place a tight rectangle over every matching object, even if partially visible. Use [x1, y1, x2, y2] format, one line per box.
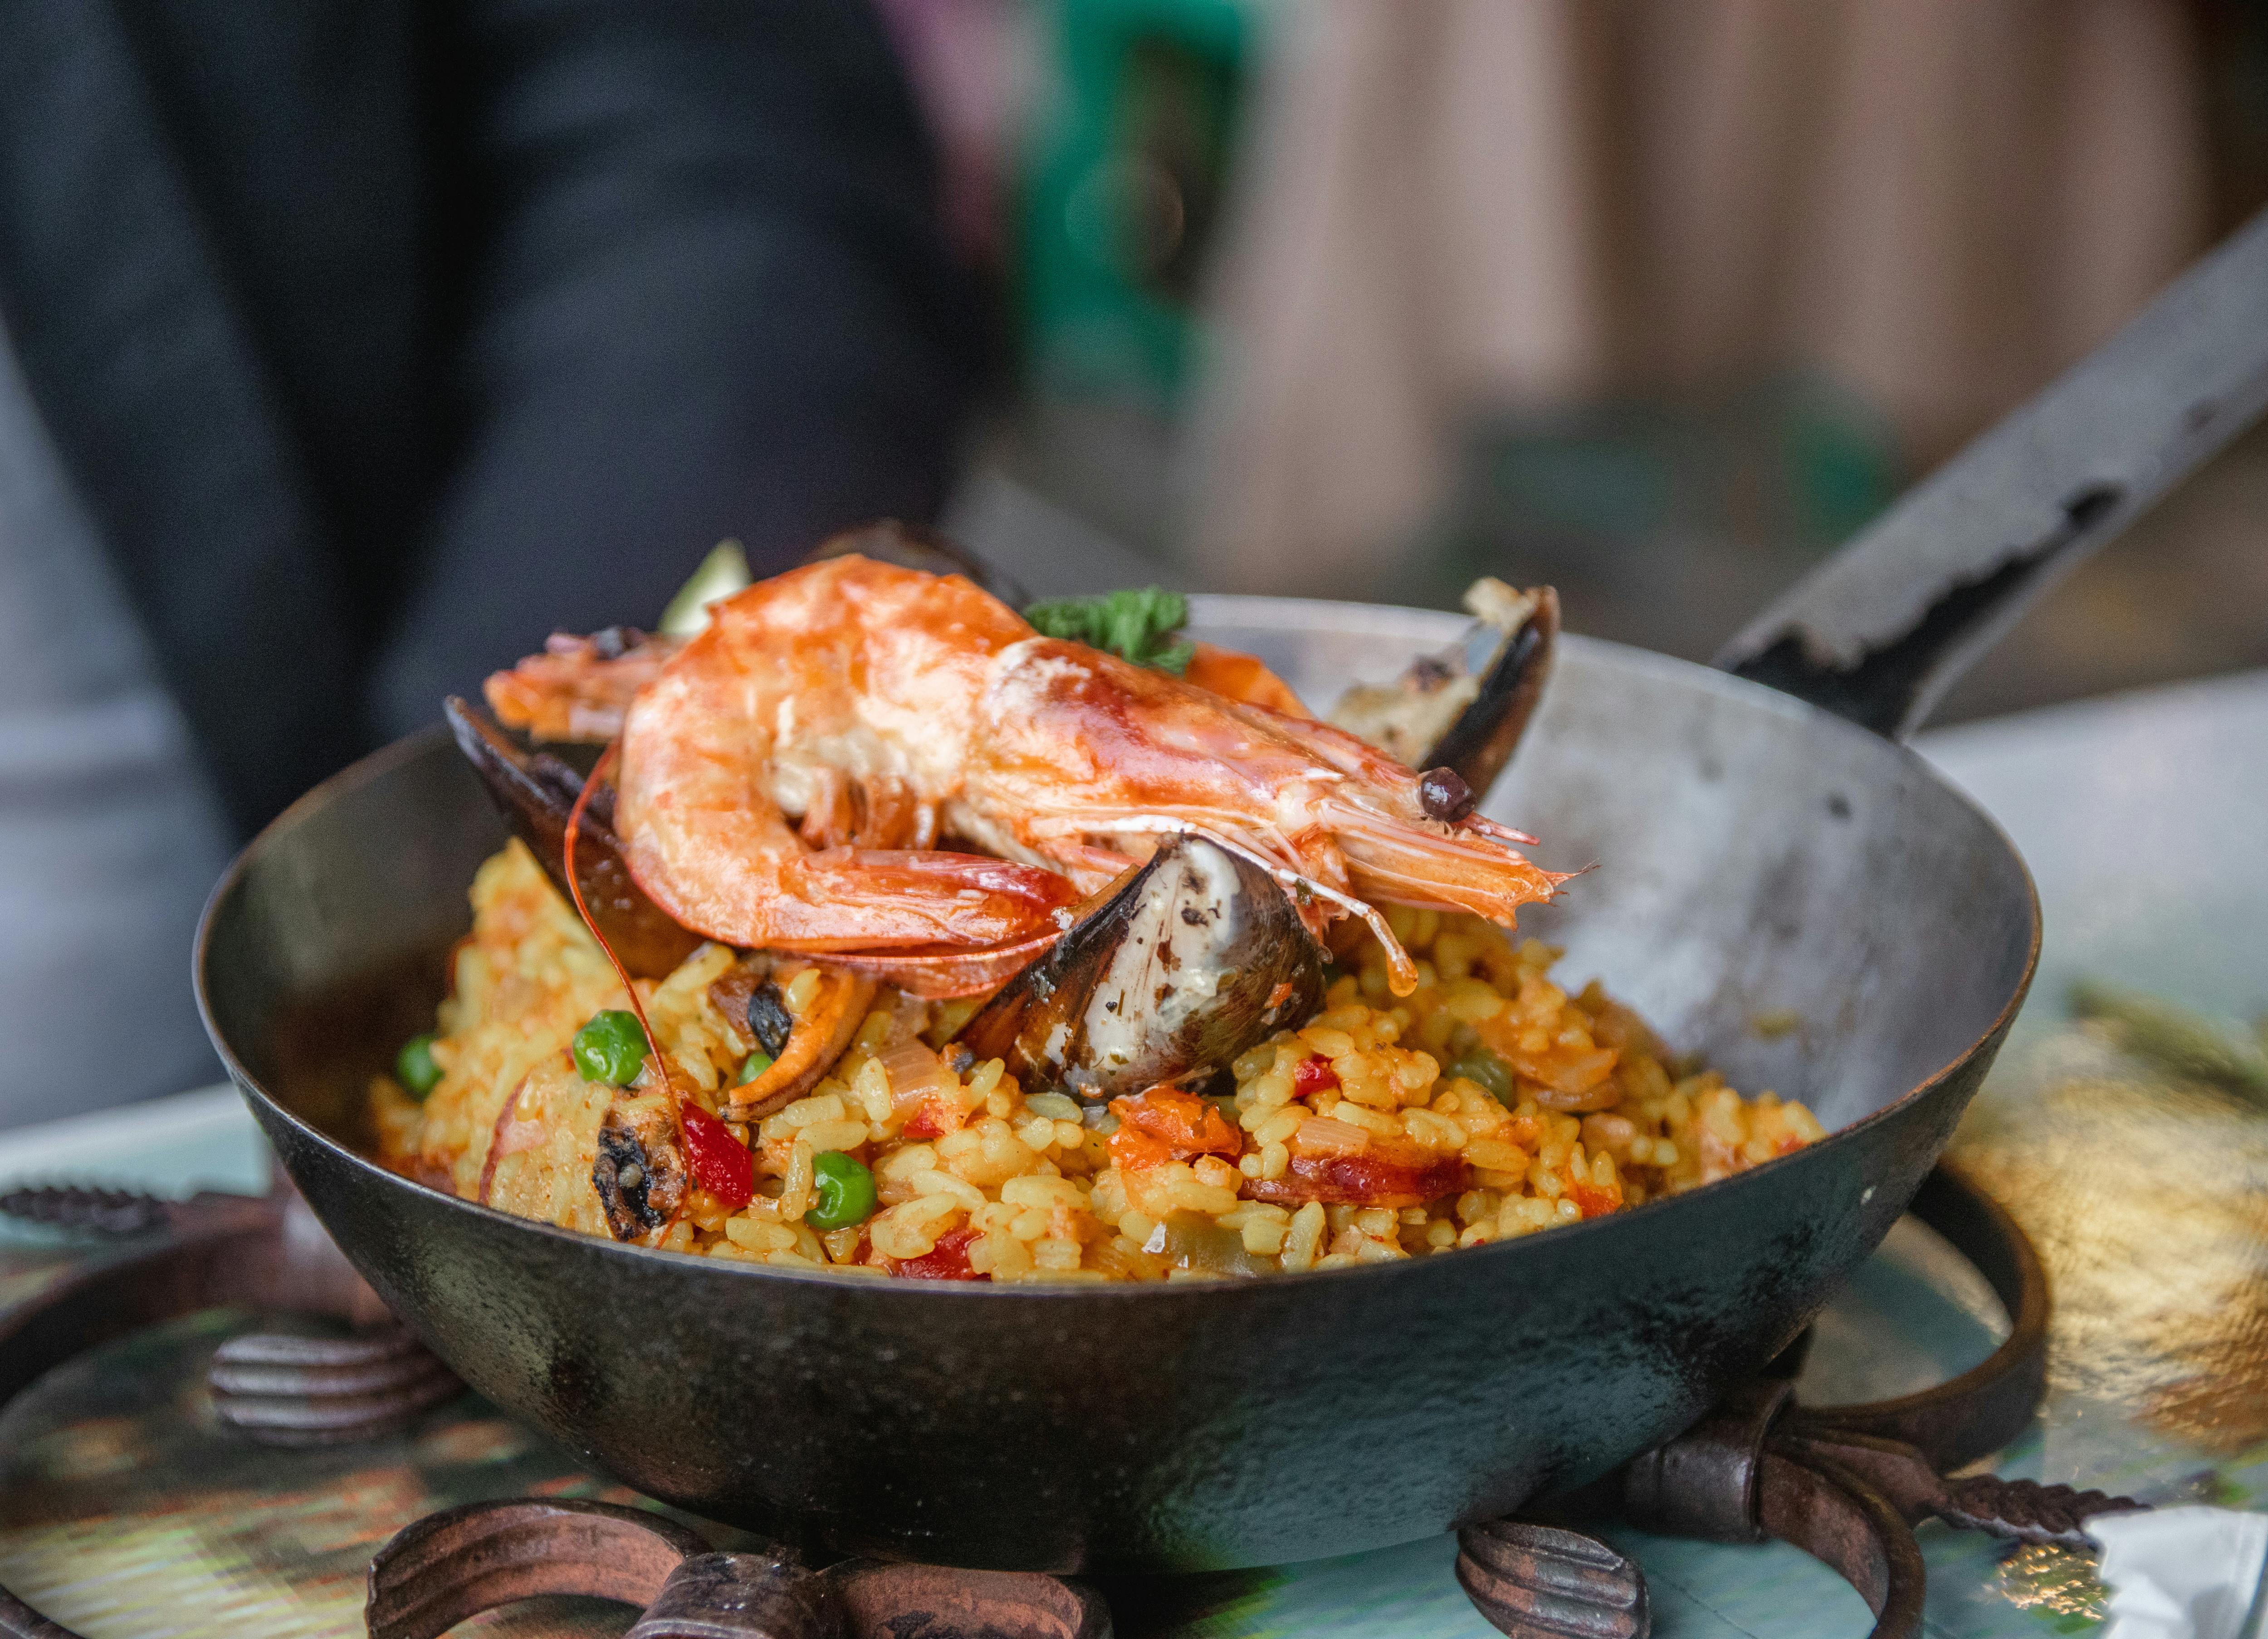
[194, 612, 2042, 1301]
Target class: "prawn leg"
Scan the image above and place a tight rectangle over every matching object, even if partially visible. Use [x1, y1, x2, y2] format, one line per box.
[628, 805, 1077, 953]
[772, 848, 1080, 951]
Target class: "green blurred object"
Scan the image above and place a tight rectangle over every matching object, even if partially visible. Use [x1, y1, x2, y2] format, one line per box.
[1021, 0, 1256, 405]
[393, 1034, 442, 1100]
[1455, 377, 1896, 569]
[659, 539, 751, 637]
[1410, 376, 1902, 660]
[2068, 978, 2268, 1104]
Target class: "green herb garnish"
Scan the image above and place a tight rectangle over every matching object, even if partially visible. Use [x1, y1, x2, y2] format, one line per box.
[1024, 587, 1195, 675]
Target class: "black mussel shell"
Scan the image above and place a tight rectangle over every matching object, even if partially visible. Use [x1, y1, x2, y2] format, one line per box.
[746, 981, 793, 1059]
[956, 837, 1327, 1104]
[802, 519, 1030, 609]
[1422, 584, 1558, 797]
[1328, 582, 1558, 802]
[446, 697, 704, 979]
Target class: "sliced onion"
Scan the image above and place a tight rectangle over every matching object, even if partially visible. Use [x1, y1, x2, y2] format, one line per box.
[876, 1036, 960, 1114]
[493, 1119, 547, 1156]
[1292, 1115, 1373, 1157]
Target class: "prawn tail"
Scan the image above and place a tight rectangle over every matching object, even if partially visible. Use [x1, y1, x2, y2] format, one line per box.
[1325, 801, 1573, 925]
[776, 849, 1083, 952]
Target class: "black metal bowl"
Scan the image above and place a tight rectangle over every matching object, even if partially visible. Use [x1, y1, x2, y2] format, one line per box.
[196, 602, 2036, 1574]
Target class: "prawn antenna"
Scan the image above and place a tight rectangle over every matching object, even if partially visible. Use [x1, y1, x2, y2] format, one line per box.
[564, 743, 690, 1172]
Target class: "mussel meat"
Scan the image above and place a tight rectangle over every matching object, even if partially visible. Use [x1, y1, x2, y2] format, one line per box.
[707, 959, 878, 1120]
[591, 1091, 687, 1241]
[954, 836, 1327, 1104]
[1329, 579, 1559, 801]
[446, 696, 704, 978]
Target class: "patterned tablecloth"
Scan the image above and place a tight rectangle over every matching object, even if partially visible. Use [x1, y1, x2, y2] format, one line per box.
[4, 672, 2264, 1639]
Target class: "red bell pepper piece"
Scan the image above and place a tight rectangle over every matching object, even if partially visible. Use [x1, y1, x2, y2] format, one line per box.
[679, 1101, 754, 1209]
[893, 1225, 989, 1281]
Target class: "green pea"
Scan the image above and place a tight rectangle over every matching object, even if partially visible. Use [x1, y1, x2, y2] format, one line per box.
[1447, 1050, 1514, 1103]
[737, 1050, 775, 1086]
[395, 1034, 443, 1100]
[804, 1151, 877, 1231]
[573, 1010, 650, 1085]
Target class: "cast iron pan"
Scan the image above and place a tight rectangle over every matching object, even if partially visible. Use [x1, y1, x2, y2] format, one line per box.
[195, 210, 2268, 1574]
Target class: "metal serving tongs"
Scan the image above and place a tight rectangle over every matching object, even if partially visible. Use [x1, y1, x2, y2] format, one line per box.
[1452, 202, 2268, 1639]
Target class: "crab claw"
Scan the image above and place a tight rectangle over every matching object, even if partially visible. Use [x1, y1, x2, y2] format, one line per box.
[445, 697, 705, 979]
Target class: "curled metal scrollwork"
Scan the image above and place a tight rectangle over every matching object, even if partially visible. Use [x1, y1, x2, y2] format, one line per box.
[0, 1183, 1108, 1639]
[2, 1166, 2121, 1639]
[364, 1498, 1110, 1639]
[1457, 1165, 2141, 1639]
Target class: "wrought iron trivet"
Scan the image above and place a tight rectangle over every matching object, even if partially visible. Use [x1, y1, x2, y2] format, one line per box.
[0, 1166, 2135, 1639]
[1455, 1168, 2141, 1639]
[363, 1497, 1105, 1639]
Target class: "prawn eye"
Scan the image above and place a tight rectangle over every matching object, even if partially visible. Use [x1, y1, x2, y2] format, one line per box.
[746, 981, 793, 1058]
[1418, 766, 1475, 822]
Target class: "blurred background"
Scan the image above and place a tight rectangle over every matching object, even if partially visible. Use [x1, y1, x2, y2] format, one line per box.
[4, 0, 2267, 1127]
[919, 0, 2268, 723]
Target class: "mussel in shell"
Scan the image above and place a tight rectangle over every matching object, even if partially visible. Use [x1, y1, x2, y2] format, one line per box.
[954, 836, 1327, 1104]
[446, 696, 704, 979]
[707, 959, 878, 1121]
[1329, 579, 1559, 801]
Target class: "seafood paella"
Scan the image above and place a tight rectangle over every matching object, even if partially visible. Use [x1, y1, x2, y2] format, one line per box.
[372, 538, 1821, 1281]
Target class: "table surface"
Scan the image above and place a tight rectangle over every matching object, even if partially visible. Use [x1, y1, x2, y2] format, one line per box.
[4, 670, 2265, 1639]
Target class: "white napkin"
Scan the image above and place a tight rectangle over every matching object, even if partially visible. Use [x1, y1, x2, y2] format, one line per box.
[2092, 1508, 2268, 1639]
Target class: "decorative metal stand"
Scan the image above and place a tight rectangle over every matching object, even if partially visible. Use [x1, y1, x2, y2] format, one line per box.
[365, 1497, 1105, 1639]
[1455, 1169, 2139, 1639]
[0, 1168, 2134, 1639]
[0, 1182, 458, 1448]
[0, 1179, 1110, 1639]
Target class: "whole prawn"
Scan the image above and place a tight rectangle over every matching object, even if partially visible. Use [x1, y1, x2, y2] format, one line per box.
[489, 556, 1568, 993]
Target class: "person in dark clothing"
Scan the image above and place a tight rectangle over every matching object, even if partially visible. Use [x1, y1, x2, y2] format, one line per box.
[1, 0, 985, 839]
[0, 0, 986, 1124]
